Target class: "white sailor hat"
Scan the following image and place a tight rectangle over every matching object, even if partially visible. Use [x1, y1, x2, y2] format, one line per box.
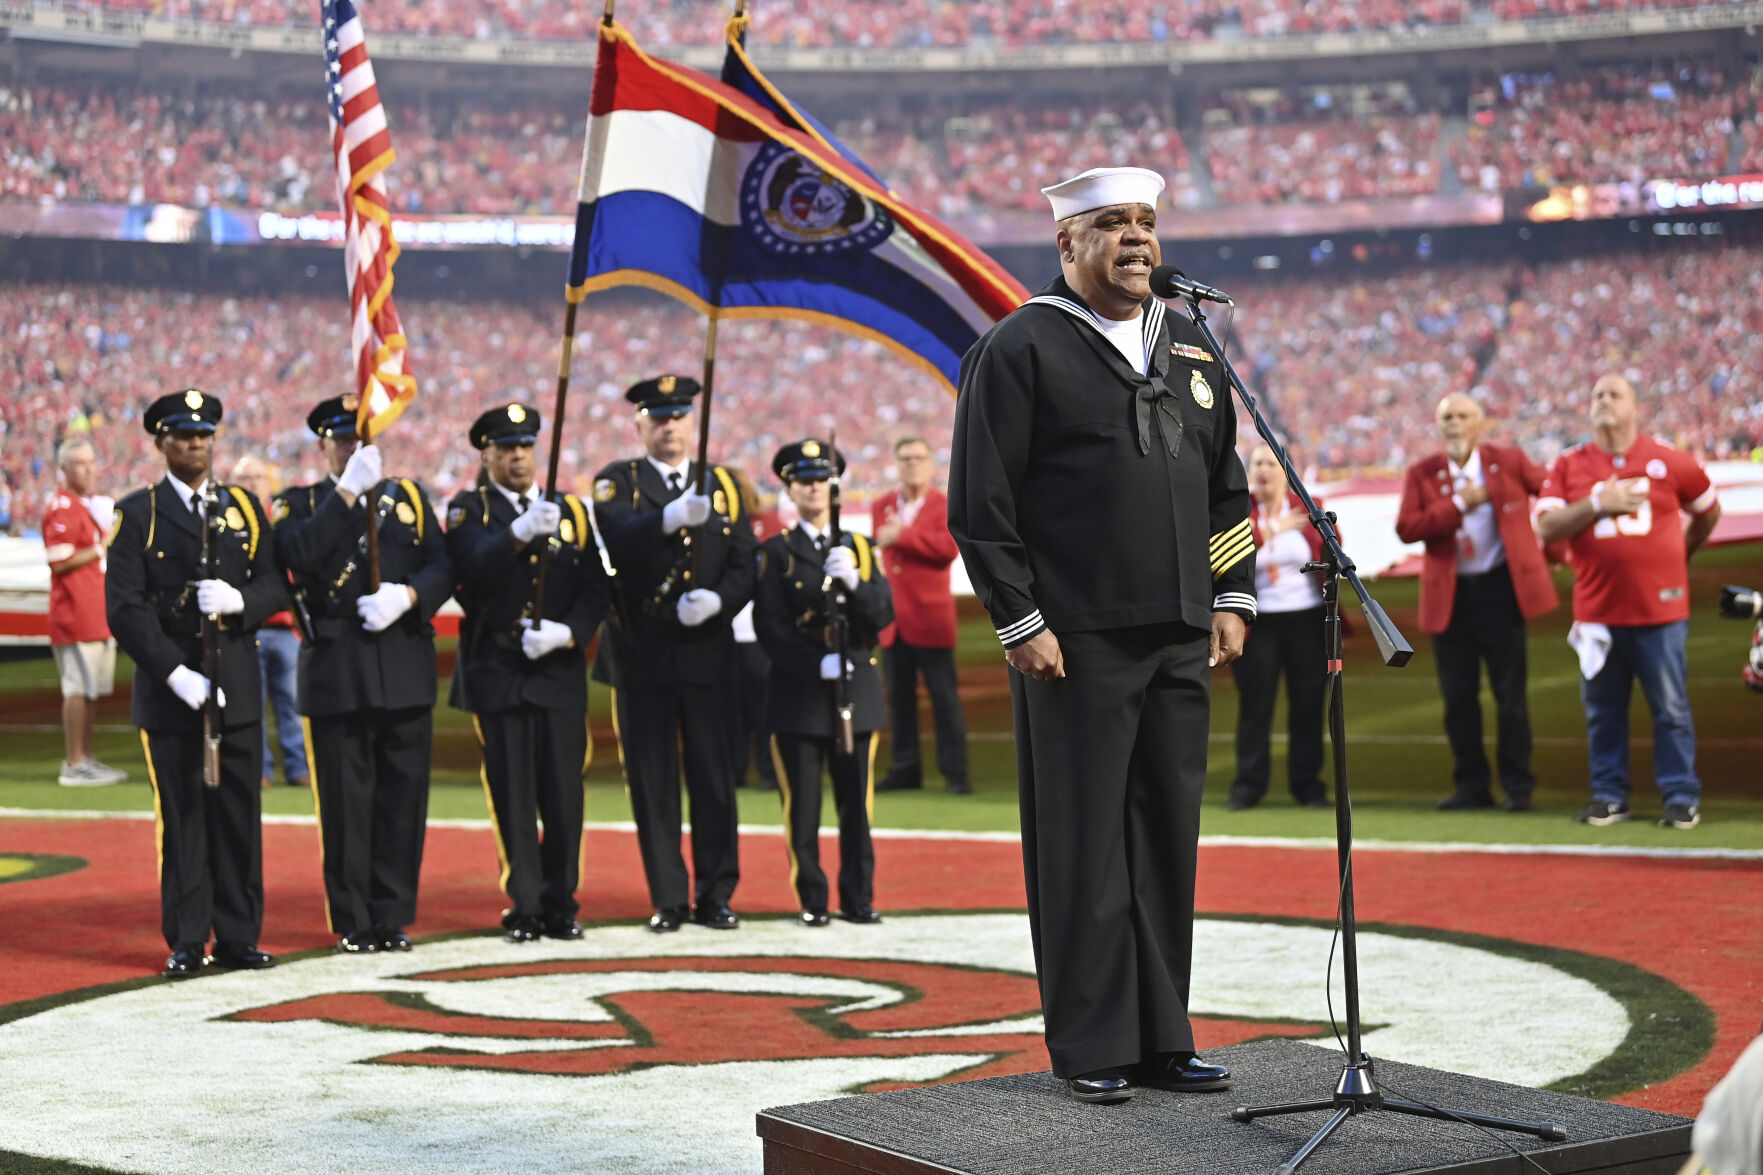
[1040, 166, 1166, 221]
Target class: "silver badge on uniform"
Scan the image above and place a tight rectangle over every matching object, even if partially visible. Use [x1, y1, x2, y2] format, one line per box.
[1190, 369, 1214, 409]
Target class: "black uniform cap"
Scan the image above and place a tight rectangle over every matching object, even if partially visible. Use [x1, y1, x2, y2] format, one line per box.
[143, 388, 223, 436]
[772, 438, 846, 484]
[306, 395, 360, 439]
[470, 402, 541, 450]
[626, 374, 700, 419]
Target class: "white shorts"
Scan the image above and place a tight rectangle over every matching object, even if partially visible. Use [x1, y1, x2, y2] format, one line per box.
[53, 640, 116, 699]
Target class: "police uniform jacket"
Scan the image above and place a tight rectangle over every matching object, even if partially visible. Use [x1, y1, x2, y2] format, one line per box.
[950, 274, 1257, 649]
[106, 479, 287, 732]
[272, 476, 452, 716]
[445, 485, 610, 714]
[591, 459, 757, 689]
[755, 527, 892, 738]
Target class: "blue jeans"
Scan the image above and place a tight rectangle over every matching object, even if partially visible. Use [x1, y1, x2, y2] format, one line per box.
[258, 626, 308, 782]
[1581, 620, 1698, 807]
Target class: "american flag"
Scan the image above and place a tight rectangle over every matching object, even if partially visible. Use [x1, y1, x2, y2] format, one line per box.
[322, 0, 416, 437]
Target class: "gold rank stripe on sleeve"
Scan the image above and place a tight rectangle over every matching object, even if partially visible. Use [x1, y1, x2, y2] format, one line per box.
[1209, 518, 1254, 578]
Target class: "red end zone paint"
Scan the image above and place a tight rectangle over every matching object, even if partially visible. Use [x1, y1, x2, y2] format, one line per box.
[0, 817, 1756, 1116]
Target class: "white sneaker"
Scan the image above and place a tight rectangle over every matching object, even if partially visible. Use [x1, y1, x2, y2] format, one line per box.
[57, 760, 120, 787]
[85, 759, 128, 783]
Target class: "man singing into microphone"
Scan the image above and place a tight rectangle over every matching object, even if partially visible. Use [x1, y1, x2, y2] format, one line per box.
[949, 166, 1256, 1104]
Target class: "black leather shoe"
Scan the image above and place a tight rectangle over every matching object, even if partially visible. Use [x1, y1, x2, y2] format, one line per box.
[691, 901, 740, 930]
[838, 907, 883, 925]
[799, 909, 831, 927]
[1438, 791, 1495, 811]
[1066, 1070, 1135, 1104]
[375, 926, 414, 952]
[542, 915, 584, 941]
[337, 930, 381, 954]
[1297, 795, 1332, 808]
[945, 778, 973, 795]
[1224, 792, 1259, 811]
[1503, 795, 1534, 812]
[161, 947, 207, 979]
[875, 769, 922, 792]
[1136, 1053, 1232, 1092]
[648, 906, 687, 933]
[211, 942, 276, 970]
[503, 917, 543, 944]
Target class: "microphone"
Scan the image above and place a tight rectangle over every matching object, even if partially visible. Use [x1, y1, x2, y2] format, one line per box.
[1149, 264, 1234, 306]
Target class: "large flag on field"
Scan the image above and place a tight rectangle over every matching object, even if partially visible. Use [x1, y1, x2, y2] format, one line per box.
[566, 19, 1029, 393]
[321, 0, 417, 436]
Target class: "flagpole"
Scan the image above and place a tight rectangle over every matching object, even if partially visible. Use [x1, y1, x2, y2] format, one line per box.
[688, 313, 719, 585]
[531, 300, 579, 618]
[361, 413, 381, 591]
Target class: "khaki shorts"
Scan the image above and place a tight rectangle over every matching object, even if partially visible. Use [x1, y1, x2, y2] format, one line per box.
[53, 640, 116, 699]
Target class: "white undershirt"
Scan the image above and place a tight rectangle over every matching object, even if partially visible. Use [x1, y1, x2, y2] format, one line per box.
[647, 456, 691, 491]
[490, 479, 538, 512]
[1095, 312, 1147, 375]
[1449, 448, 1505, 576]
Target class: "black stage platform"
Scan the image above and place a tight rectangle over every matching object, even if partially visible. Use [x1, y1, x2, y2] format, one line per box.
[757, 1039, 1691, 1175]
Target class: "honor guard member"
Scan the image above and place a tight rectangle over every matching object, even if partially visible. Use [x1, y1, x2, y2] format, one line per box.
[106, 389, 288, 978]
[446, 403, 610, 942]
[755, 440, 893, 926]
[949, 167, 1256, 1104]
[272, 397, 453, 954]
[591, 375, 756, 932]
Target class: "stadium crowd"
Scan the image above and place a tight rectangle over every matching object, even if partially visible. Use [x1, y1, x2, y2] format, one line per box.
[33, 0, 1726, 46]
[6, 244, 1762, 526]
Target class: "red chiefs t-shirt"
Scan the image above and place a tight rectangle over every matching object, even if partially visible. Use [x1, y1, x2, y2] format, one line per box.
[1538, 435, 1718, 626]
[41, 493, 112, 644]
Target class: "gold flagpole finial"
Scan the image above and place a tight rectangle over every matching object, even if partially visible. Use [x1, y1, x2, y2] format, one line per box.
[602, 0, 615, 25]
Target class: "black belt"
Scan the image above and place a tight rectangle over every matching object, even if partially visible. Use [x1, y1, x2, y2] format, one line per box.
[1456, 560, 1511, 583]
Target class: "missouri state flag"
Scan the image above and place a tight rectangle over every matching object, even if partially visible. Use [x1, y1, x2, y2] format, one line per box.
[566, 19, 1028, 392]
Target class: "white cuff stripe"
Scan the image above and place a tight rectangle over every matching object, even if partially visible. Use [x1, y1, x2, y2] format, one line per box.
[1689, 486, 1718, 515]
[996, 611, 1044, 643]
[1215, 593, 1258, 618]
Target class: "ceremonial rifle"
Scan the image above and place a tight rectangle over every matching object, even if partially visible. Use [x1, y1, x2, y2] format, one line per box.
[199, 483, 223, 788]
[824, 429, 855, 754]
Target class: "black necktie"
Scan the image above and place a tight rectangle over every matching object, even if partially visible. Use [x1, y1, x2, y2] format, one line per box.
[515, 496, 528, 515]
[189, 493, 203, 519]
[812, 532, 826, 553]
[667, 472, 683, 497]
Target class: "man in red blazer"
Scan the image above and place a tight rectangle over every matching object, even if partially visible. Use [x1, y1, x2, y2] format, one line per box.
[872, 436, 970, 794]
[1396, 393, 1558, 811]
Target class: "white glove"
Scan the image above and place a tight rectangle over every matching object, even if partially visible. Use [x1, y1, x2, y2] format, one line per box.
[336, 443, 383, 498]
[357, 582, 414, 633]
[511, 500, 562, 545]
[675, 588, 724, 628]
[823, 546, 860, 590]
[521, 618, 574, 660]
[661, 493, 711, 532]
[819, 653, 846, 681]
[196, 579, 245, 616]
[166, 665, 211, 710]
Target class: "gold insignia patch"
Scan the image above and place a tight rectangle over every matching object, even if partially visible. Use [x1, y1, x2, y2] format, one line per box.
[658, 375, 677, 394]
[802, 440, 821, 458]
[712, 489, 728, 515]
[560, 519, 576, 544]
[593, 478, 617, 503]
[271, 498, 291, 524]
[106, 508, 123, 547]
[446, 505, 467, 529]
[183, 389, 203, 409]
[508, 404, 527, 423]
[224, 506, 246, 532]
[1190, 368, 1214, 409]
[396, 501, 417, 526]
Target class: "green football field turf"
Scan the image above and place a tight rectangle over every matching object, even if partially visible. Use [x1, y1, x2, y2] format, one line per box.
[4, 544, 1761, 848]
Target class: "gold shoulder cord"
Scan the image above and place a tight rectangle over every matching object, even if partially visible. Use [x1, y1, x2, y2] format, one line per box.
[565, 495, 590, 549]
[398, 479, 424, 542]
[227, 486, 260, 561]
[711, 466, 742, 523]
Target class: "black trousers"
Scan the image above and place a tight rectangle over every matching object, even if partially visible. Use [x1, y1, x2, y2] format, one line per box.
[139, 724, 264, 951]
[1010, 622, 1209, 1079]
[883, 640, 969, 784]
[727, 642, 777, 788]
[1432, 562, 1534, 800]
[473, 704, 588, 921]
[613, 682, 740, 911]
[1229, 606, 1327, 806]
[306, 706, 431, 935]
[769, 731, 878, 913]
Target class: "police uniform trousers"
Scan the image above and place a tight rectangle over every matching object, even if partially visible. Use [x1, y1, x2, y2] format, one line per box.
[728, 642, 778, 789]
[472, 704, 588, 920]
[304, 706, 431, 935]
[139, 724, 264, 951]
[1010, 621, 1210, 1079]
[1228, 606, 1327, 807]
[769, 732, 878, 914]
[613, 683, 739, 910]
[1432, 561, 1534, 801]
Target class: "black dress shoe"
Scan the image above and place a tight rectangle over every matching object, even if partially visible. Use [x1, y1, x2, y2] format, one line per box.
[375, 926, 414, 952]
[541, 915, 584, 940]
[1066, 1070, 1135, 1104]
[648, 906, 688, 933]
[799, 909, 831, 927]
[1224, 792, 1260, 811]
[875, 769, 922, 792]
[1438, 791, 1495, 811]
[1135, 1053, 1232, 1092]
[503, 917, 543, 944]
[1297, 795, 1332, 808]
[945, 778, 973, 795]
[1503, 795, 1534, 812]
[838, 907, 883, 925]
[337, 930, 381, 954]
[211, 942, 276, 970]
[161, 947, 207, 979]
[691, 901, 740, 930]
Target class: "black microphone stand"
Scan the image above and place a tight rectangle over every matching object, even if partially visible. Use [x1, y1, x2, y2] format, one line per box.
[1179, 293, 1566, 1174]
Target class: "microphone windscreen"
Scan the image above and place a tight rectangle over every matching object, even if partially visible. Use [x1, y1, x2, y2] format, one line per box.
[1148, 264, 1183, 297]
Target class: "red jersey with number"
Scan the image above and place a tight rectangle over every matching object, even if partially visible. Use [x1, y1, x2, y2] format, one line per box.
[41, 492, 111, 644]
[1537, 436, 1717, 626]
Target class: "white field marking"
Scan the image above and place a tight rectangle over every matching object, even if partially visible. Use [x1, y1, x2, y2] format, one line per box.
[958, 730, 1763, 748]
[0, 913, 1626, 1175]
[2, 808, 1761, 859]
